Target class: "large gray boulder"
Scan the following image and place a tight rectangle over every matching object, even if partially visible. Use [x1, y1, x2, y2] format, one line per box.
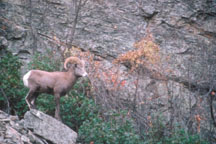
[0, 110, 47, 144]
[24, 109, 77, 144]
[0, 110, 77, 144]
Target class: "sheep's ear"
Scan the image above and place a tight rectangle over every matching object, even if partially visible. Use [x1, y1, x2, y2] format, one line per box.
[67, 63, 77, 69]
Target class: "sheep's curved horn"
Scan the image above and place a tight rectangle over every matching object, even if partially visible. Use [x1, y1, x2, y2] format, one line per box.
[64, 57, 82, 70]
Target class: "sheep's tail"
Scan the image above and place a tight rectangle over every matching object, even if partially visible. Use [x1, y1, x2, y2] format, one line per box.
[23, 71, 31, 87]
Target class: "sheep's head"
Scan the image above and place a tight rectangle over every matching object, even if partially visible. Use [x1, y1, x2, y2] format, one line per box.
[64, 57, 88, 77]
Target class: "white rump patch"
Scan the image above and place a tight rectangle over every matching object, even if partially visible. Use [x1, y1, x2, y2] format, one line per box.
[23, 71, 31, 87]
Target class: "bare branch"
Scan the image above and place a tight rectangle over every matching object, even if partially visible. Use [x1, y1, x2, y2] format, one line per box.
[28, 0, 38, 54]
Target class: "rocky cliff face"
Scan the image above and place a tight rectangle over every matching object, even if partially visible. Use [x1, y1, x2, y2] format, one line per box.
[1, 0, 216, 141]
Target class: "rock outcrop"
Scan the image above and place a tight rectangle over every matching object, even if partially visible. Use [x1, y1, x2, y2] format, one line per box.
[0, 110, 77, 144]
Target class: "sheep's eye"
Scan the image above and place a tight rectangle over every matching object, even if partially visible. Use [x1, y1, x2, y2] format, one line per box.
[74, 64, 78, 67]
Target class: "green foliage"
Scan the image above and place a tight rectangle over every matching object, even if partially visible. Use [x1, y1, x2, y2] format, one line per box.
[164, 128, 209, 144]
[144, 116, 209, 144]
[28, 50, 61, 71]
[36, 94, 56, 116]
[61, 89, 99, 131]
[0, 51, 28, 116]
[78, 110, 141, 144]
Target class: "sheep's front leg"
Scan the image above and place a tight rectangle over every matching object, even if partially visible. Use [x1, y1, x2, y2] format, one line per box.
[54, 93, 62, 121]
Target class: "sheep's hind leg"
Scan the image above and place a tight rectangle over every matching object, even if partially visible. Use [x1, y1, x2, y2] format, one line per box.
[25, 90, 36, 109]
[25, 91, 32, 109]
[30, 92, 39, 109]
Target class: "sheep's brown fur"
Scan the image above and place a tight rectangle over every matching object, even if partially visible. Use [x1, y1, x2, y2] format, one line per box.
[23, 56, 87, 121]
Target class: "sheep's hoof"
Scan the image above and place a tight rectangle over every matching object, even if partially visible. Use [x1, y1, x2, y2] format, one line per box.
[55, 116, 62, 122]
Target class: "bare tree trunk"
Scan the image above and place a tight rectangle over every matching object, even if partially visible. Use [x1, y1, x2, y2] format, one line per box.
[66, 0, 82, 49]
[28, 0, 38, 54]
[0, 88, 10, 114]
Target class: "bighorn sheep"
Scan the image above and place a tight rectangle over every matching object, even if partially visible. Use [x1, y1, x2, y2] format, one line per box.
[23, 57, 87, 121]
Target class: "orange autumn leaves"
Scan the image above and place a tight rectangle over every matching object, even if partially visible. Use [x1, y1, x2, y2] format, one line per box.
[96, 35, 161, 89]
[115, 35, 160, 71]
[74, 34, 161, 90]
